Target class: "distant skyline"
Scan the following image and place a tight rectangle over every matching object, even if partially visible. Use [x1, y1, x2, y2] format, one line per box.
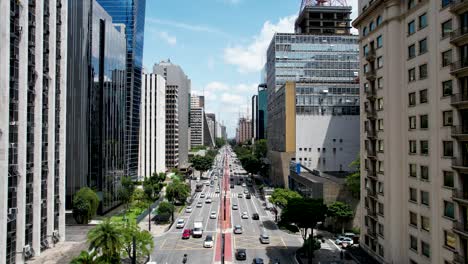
[143, 0, 358, 138]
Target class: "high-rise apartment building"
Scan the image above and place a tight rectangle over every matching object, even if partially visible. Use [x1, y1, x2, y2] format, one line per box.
[206, 113, 216, 145]
[96, 0, 146, 179]
[138, 73, 166, 180]
[252, 95, 258, 142]
[353, 0, 468, 262]
[236, 117, 252, 144]
[190, 107, 204, 148]
[266, 4, 359, 186]
[66, 0, 127, 214]
[154, 60, 191, 169]
[1, 0, 68, 262]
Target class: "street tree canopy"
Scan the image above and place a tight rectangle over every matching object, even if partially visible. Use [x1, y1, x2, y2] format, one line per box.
[190, 155, 213, 174]
[72, 187, 99, 224]
[327, 201, 354, 234]
[121, 223, 154, 263]
[346, 157, 360, 198]
[281, 198, 327, 241]
[269, 188, 302, 208]
[166, 180, 190, 204]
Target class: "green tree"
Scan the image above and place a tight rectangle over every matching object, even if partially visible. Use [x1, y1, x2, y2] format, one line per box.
[73, 187, 99, 224]
[327, 201, 354, 234]
[215, 137, 226, 148]
[269, 188, 302, 208]
[239, 154, 260, 174]
[346, 157, 360, 198]
[157, 201, 175, 215]
[166, 180, 190, 204]
[253, 139, 267, 159]
[281, 198, 327, 263]
[119, 176, 135, 210]
[70, 251, 102, 264]
[190, 155, 213, 177]
[121, 223, 154, 263]
[87, 219, 123, 263]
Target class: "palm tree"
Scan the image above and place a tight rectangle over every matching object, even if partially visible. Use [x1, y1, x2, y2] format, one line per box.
[70, 251, 98, 264]
[87, 219, 123, 262]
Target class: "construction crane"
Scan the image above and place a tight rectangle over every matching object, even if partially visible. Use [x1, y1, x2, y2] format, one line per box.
[300, 0, 349, 14]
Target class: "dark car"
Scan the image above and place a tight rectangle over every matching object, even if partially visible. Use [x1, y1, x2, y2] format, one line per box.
[253, 258, 264, 264]
[230, 184, 235, 189]
[236, 248, 247, 260]
[252, 213, 259, 220]
[246, 194, 251, 199]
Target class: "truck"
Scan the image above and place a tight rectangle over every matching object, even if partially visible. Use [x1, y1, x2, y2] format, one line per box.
[192, 219, 203, 238]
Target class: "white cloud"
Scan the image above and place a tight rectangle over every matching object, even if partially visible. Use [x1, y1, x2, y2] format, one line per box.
[158, 31, 177, 45]
[146, 18, 232, 39]
[223, 15, 296, 73]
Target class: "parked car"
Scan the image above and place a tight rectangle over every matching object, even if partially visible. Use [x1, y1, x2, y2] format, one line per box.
[185, 206, 193, 213]
[176, 219, 185, 229]
[234, 225, 243, 234]
[232, 204, 238, 210]
[204, 235, 214, 248]
[335, 236, 354, 245]
[259, 233, 270, 244]
[210, 211, 217, 219]
[252, 258, 264, 264]
[235, 249, 247, 260]
[206, 198, 212, 204]
[252, 213, 259, 220]
[182, 229, 191, 239]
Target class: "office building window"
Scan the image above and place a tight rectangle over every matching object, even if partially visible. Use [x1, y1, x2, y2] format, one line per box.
[363, 44, 369, 57]
[442, 0, 452, 7]
[408, 20, 416, 35]
[410, 187, 417, 202]
[410, 235, 418, 251]
[377, 16, 383, 26]
[378, 140, 384, 152]
[377, 56, 383, 68]
[409, 140, 417, 154]
[419, 13, 427, 29]
[377, 98, 384, 110]
[377, 35, 383, 48]
[409, 68, 416, 82]
[408, 44, 416, 59]
[420, 115, 428, 129]
[409, 116, 416, 129]
[364, 64, 369, 73]
[409, 164, 417, 177]
[410, 260, 417, 264]
[442, 19, 452, 38]
[421, 191, 429, 206]
[442, 50, 452, 67]
[444, 201, 455, 218]
[420, 165, 429, 181]
[410, 211, 418, 227]
[378, 244, 384, 257]
[419, 38, 427, 54]
[442, 80, 453, 96]
[445, 231, 456, 249]
[409, 92, 416, 106]
[378, 160, 384, 173]
[378, 182, 384, 193]
[443, 111, 453, 126]
[378, 119, 384, 130]
[370, 21, 375, 31]
[421, 216, 430, 232]
[420, 140, 429, 155]
[378, 77, 383, 89]
[421, 241, 430, 258]
[419, 64, 428, 79]
[378, 223, 384, 236]
[408, 0, 416, 9]
[443, 171, 454, 188]
[378, 202, 384, 215]
[442, 141, 454, 157]
[363, 27, 368, 36]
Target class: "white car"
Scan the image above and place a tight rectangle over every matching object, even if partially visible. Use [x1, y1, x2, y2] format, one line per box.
[176, 219, 185, 229]
[242, 183, 246, 187]
[234, 225, 243, 234]
[243, 189, 248, 194]
[205, 181, 210, 186]
[204, 235, 214, 248]
[200, 193, 206, 198]
[185, 206, 193, 213]
[205, 198, 212, 204]
[210, 211, 217, 219]
[335, 236, 354, 245]
[232, 204, 238, 210]
[196, 202, 203, 208]
[259, 233, 270, 244]
[241, 212, 249, 219]
[215, 188, 220, 193]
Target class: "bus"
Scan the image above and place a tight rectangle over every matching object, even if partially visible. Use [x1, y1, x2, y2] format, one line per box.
[195, 183, 203, 192]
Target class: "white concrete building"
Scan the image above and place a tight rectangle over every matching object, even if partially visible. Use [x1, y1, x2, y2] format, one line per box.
[190, 107, 204, 147]
[138, 74, 166, 180]
[0, 0, 68, 262]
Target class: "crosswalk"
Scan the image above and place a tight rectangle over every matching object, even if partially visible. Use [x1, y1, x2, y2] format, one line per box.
[195, 192, 256, 198]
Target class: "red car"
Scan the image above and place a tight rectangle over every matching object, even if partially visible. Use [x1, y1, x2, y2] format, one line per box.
[182, 229, 191, 239]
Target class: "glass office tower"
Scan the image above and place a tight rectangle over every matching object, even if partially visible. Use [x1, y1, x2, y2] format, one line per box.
[96, 0, 146, 179]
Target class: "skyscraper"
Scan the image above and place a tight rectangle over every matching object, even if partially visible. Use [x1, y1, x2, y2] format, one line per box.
[1, 0, 68, 262]
[66, 0, 127, 214]
[258, 84, 268, 139]
[251, 95, 258, 142]
[96, 0, 146, 179]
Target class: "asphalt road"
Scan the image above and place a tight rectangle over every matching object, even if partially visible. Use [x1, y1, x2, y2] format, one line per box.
[150, 147, 302, 264]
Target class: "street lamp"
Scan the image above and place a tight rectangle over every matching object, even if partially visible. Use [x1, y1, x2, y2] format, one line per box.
[148, 204, 152, 231]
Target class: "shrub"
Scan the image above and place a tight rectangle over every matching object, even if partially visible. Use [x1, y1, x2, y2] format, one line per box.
[73, 187, 99, 224]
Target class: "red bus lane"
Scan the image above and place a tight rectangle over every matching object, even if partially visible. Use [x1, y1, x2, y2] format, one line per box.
[215, 153, 233, 263]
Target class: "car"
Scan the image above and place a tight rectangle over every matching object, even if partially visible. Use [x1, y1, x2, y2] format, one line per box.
[185, 206, 193, 213]
[252, 213, 259, 220]
[234, 225, 243, 234]
[176, 219, 185, 229]
[335, 236, 354, 245]
[210, 211, 217, 219]
[241, 212, 249, 219]
[246, 194, 251, 199]
[204, 235, 214, 248]
[242, 183, 246, 187]
[235, 248, 247, 260]
[230, 184, 235, 189]
[200, 193, 206, 198]
[205, 181, 210, 186]
[232, 204, 238, 210]
[238, 193, 243, 198]
[182, 229, 191, 239]
[252, 258, 264, 264]
[205, 198, 212, 204]
[196, 202, 203, 208]
[214, 176, 218, 180]
[215, 188, 220, 193]
[259, 233, 270, 244]
[343, 232, 356, 238]
[244, 189, 249, 194]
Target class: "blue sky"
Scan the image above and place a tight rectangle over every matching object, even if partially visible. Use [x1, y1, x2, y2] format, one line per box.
[143, 0, 358, 137]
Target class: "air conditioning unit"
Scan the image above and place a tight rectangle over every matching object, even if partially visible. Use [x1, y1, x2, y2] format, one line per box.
[8, 207, 18, 215]
[23, 245, 33, 259]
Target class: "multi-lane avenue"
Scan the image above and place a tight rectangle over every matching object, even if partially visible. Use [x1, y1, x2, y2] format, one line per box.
[150, 146, 302, 264]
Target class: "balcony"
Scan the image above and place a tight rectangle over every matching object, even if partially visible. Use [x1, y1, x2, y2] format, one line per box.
[450, 0, 468, 14]
[451, 93, 468, 109]
[453, 221, 468, 238]
[367, 227, 377, 238]
[366, 145, 377, 159]
[365, 125, 377, 139]
[366, 168, 378, 179]
[453, 189, 468, 204]
[451, 60, 468, 76]
[452, 158, 468, 173]
[451, 27, 468, 46]
[365, 69, 376, 81]
[364, 85, 376, 100]
[365, 49, 376, 62]
[453, 252, 466, 264]
[365, 108, 377, 120]
[366, 208, 378, 219]
[367, 188, 378, 198]
[452, 126, 468, 140]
